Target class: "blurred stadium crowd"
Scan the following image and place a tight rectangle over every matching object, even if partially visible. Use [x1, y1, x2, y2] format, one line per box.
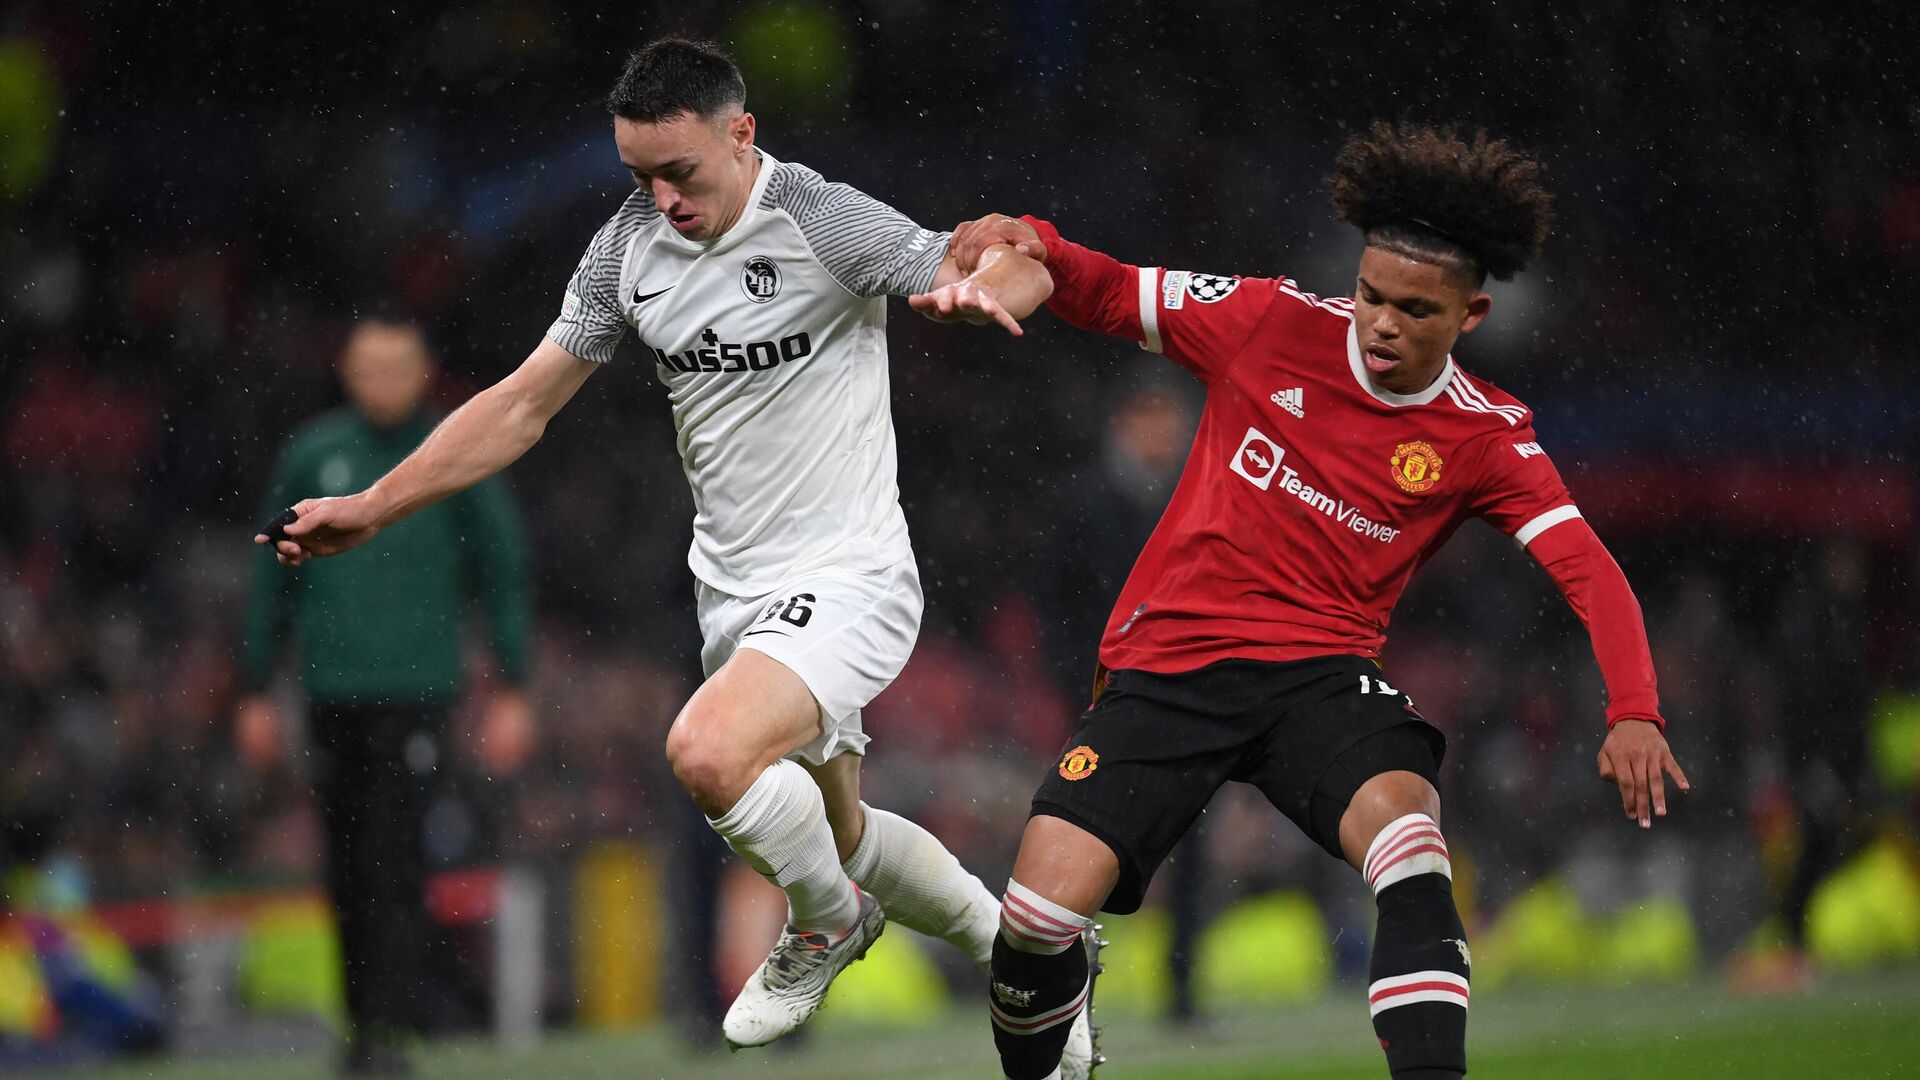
[2, 0, 1918, 1055]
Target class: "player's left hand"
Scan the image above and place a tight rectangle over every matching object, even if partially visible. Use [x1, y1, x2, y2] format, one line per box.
[477, 686, 536, 776]
[908, 279, 1026, 335]
[1596, 719, 1690, 829]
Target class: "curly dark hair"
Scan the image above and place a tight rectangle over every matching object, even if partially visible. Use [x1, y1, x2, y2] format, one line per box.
[606, 38, 746, 123]
[1325, 121, 1554, 283]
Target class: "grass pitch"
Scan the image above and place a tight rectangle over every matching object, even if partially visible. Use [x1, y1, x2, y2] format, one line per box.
[71, 968, 1920, 1079]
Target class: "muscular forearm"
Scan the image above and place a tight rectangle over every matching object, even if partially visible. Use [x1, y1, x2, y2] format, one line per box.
[1019, 216, 1145, 340]
[262, 341, 593, 565]
[365, 382, 548, 527]
[358, 338, 594, 529]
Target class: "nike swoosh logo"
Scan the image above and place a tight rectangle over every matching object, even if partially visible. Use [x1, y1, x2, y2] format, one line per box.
[741, 628, 792, 639]
[633, 285, 674, 304]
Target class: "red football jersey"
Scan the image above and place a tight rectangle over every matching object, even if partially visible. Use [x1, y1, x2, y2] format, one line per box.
[1026, 217, 1662, 727]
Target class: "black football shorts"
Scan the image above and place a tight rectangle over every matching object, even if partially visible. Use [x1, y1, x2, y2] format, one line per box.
[1031, 654, 1445, 914]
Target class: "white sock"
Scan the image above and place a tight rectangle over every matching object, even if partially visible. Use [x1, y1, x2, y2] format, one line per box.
[843, 802, 999, 967]
[709, 760, 860, 935]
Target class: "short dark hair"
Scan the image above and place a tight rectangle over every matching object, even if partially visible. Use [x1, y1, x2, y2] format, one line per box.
[1325, 121, 1554, 284]
[606, 37, 746, 123]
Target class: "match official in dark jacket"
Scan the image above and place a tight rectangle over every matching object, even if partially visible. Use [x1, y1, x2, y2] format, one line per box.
[237, 317, 532, 1077]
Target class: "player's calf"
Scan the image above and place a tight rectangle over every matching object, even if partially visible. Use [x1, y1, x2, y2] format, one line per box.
[707, 760, 861, 934]
[990, 880, 1092, 1080]
[1364, 813, 1468, 1079]
[842, 802, 1000, 967]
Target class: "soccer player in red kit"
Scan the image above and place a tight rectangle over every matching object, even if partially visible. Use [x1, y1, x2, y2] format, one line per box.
[912, 122, 1691, 1080]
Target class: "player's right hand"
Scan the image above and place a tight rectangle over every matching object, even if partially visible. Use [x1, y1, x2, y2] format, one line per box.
[254, 495, 382, 565]
[951, 213, 1044, 274]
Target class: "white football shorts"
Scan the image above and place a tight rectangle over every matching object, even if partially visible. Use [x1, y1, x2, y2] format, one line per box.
[695, 558, 923, 766]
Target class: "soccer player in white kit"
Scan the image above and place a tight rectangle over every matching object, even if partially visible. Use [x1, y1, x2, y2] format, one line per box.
[256, 37, 1080, 1060]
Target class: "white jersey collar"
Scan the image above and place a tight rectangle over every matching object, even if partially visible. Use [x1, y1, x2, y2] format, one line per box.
[1345, 322, 1456, 407]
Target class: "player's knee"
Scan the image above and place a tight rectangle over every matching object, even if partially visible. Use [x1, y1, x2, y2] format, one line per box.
[1351, 769, 1442, 823]
[665, 714, 758, 808]
[1009, 816, 1121, 916]
[1339, 770, 1442, 869]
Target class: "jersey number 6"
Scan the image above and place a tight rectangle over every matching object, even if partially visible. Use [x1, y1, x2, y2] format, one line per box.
[775, 594, 815, 628]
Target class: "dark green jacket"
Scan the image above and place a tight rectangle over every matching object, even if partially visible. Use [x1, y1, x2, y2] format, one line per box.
[241, 407, 531, 704]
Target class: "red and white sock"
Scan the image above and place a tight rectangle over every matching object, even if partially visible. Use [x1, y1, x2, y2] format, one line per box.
[1363, 813, 1468, 1078]
[1365, 812, 1454, 893]
[990, 879, 1091, 1079]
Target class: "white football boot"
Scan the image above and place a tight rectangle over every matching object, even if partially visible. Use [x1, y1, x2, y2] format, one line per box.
[724, 888, 885, 1049]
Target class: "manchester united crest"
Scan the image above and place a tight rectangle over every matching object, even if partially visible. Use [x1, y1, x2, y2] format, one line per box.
[1057, 745, 1100, 781]
[1390, 441, 1444, 494]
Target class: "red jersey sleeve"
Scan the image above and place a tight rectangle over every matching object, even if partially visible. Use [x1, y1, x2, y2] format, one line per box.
[1468, 424, 1664, 730]
[1023, 216, 1281, 383]
[1528, 519, 1665, 730]
[1466, 421, 1576, 541]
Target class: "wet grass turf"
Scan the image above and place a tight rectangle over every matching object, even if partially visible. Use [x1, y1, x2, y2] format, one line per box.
[68, 968, 1920, 1079]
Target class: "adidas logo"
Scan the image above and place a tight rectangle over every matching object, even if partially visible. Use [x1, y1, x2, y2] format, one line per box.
[1270, 387, 1305, 418]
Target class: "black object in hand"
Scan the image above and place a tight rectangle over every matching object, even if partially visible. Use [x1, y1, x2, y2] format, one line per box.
[260, 507, 300, 544]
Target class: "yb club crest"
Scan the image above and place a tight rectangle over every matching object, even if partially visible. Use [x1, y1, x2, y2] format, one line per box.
[1390, 441, 1444, 494]
[1058, 745, 1100, 782]
[741, 255, 781, 303]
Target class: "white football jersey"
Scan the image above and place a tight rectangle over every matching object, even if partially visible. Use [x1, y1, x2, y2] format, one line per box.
[547, 149, 949, 595]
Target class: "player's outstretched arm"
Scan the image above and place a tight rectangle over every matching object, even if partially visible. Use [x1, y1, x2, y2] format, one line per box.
[1526, 516, 1692, 828]
[257, 338, 598, 565]
[908, 243, 1052, 335]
